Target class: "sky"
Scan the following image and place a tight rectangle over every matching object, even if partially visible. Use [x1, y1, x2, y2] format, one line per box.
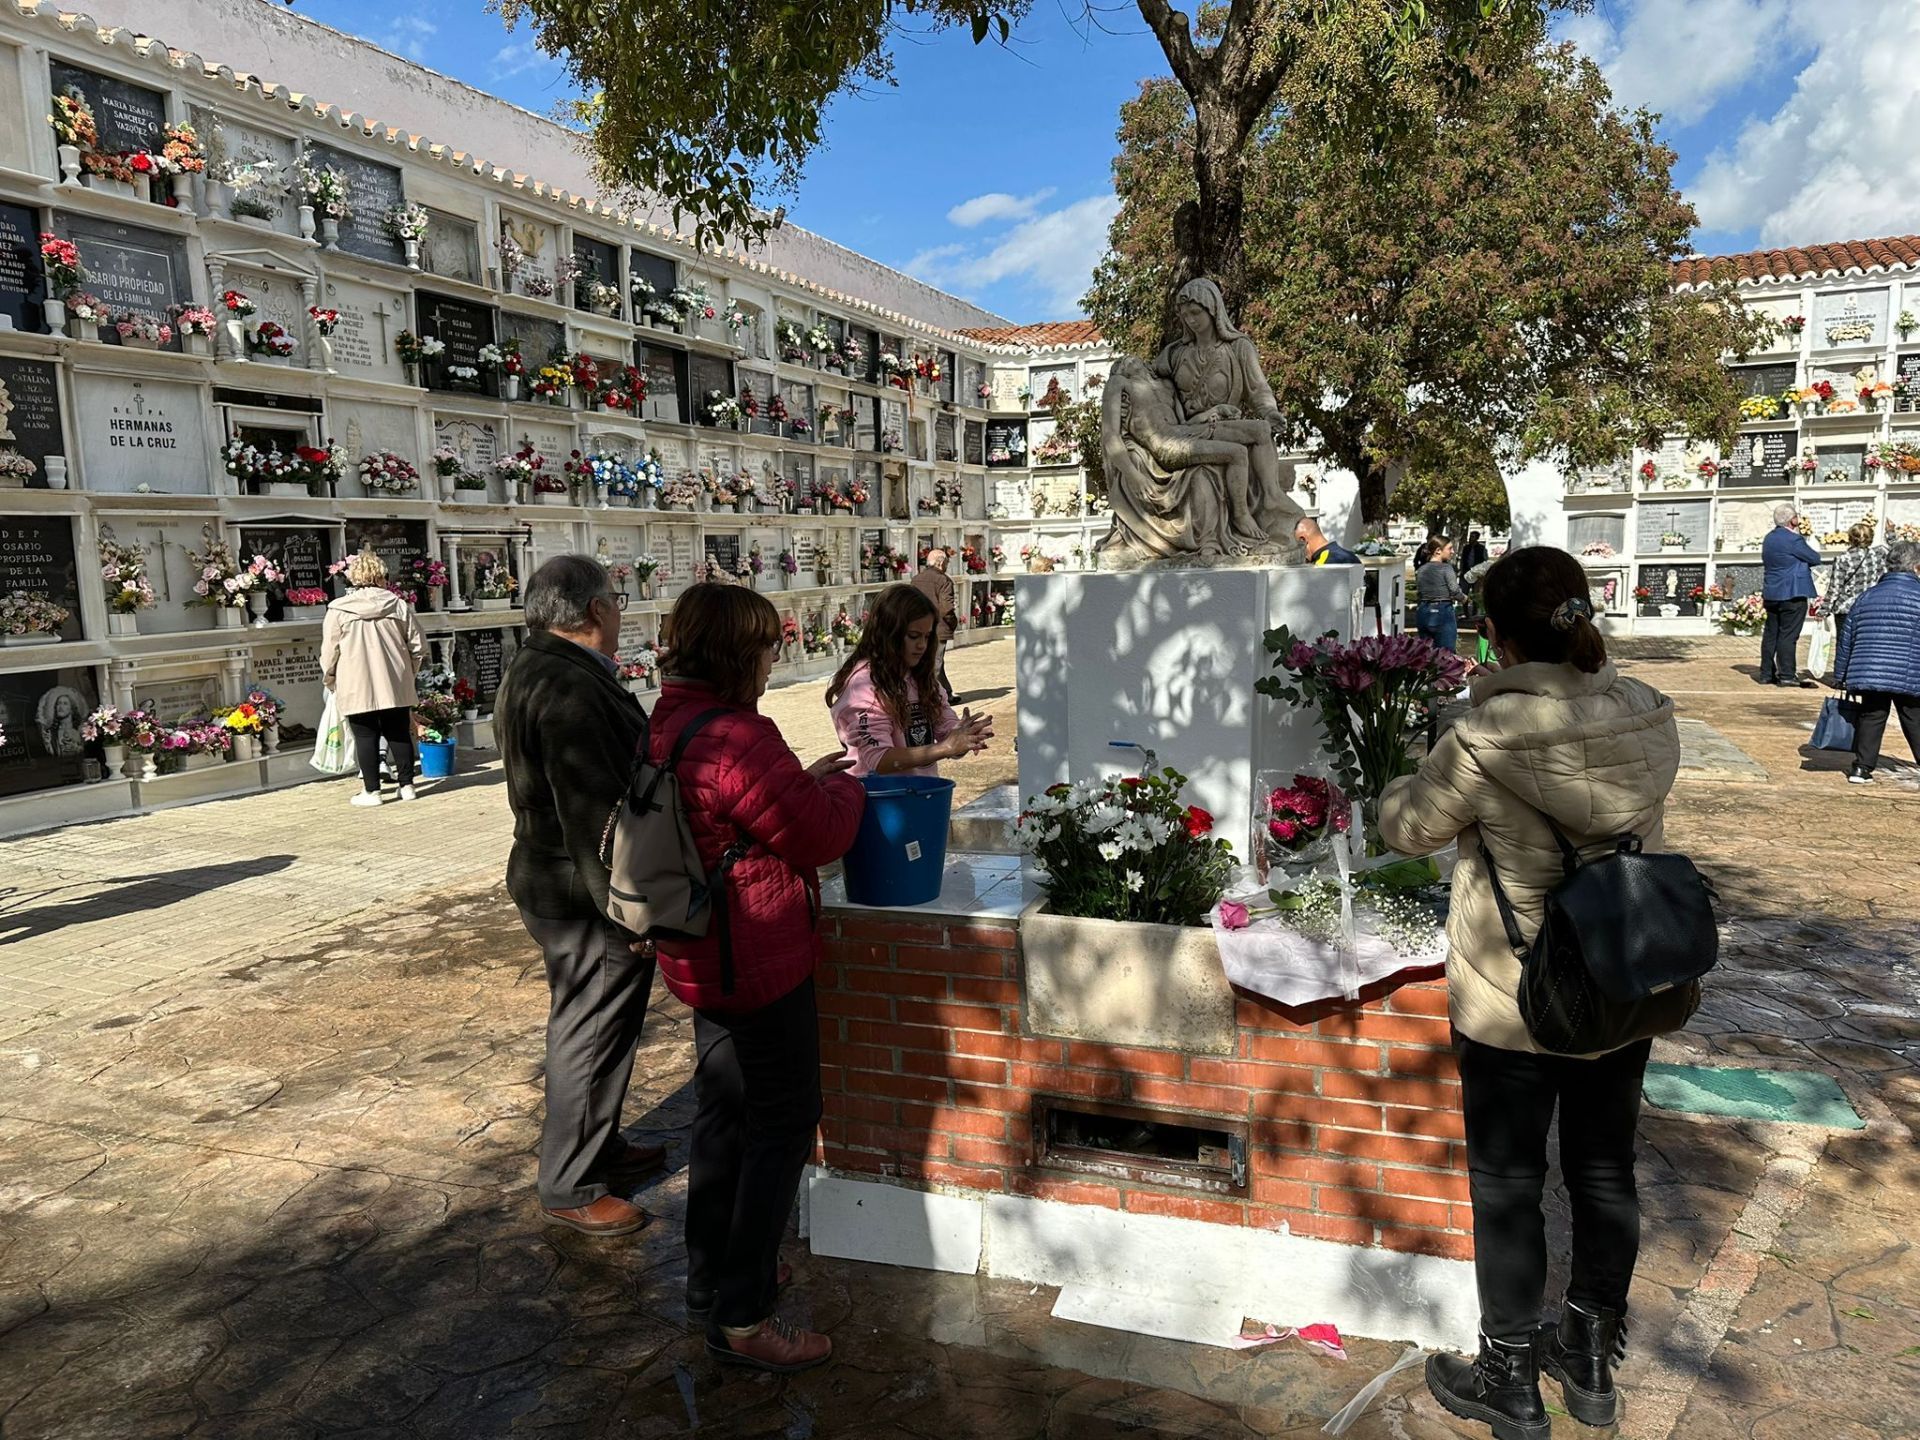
[289, 0, 1920, 325]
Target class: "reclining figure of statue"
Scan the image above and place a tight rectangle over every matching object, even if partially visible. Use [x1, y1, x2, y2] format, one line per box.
[1096, 278, 1305, 568]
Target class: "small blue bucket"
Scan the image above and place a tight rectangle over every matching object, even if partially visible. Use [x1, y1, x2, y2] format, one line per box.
[417, 738, 456, 779]
[843, 774, 955, 907]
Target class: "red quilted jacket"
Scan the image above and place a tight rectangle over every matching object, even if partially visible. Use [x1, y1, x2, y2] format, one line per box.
[649, 681, 866, 1012]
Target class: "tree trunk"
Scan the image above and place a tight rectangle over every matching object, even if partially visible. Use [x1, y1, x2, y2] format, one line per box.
[1191, 97, 1249, 312]
[1357, 463, 1391, 527]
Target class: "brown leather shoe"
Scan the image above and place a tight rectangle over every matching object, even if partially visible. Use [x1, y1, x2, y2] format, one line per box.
[542, 1194, 650, 1236]
[707, 1314, 832, 1373]
[605, 1140, 667, 1180]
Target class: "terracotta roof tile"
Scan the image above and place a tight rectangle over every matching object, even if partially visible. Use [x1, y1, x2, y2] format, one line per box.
[953, 320, 1105, 349]
[1672, 235, 1920, 287]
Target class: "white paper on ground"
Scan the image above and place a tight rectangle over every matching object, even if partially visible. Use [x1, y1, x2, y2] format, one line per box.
[1322, 1344, 1425, 1435]
[1211, 904, 1443, 1007]
[1051, 1284, 1250, 1349]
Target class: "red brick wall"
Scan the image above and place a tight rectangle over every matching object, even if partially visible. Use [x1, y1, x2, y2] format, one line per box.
[815, 910, 1472, 1262]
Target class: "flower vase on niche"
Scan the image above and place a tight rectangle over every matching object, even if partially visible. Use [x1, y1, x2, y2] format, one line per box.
[107, 611, 138, 637]
[231, 733, 257, 763]
[132, 173, 151, 205]
[503, 375, 521, 402]
[103, 743, 126, 778]
[315, 333, 334, 371]
[263, 723, 280, 755]
[170, 174, 194, 207]
[214, 606, 241, 629]
[320, 217, 340, 251]
[43, 457, 68, 491]
[206, 179, 233, 219]
[57, 143, 80, 185]
[222, 314, 248, 360]
[404, 237, 421, 271]
[247, 593, 270, 627]
[43, 297, 65, 333]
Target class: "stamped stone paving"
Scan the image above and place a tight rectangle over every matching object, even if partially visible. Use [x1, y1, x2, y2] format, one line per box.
[0, 630, 1915, 1437]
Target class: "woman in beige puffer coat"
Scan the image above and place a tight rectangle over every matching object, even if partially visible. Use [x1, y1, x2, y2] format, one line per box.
[1380, 546, 1680, 1440]
[320, 548, 425, 806]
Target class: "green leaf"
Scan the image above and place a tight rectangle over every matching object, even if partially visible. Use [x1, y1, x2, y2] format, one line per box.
[1840, 1306, 1877, 1321]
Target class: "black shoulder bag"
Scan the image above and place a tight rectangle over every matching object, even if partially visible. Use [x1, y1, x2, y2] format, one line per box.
[1482, 816, 1717, 1054]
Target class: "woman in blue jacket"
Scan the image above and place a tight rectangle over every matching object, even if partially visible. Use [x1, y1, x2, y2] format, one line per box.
[1835, 538, 1920, 784]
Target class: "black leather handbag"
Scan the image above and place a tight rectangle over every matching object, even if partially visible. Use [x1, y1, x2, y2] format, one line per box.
[1482, 815, 1717, 1054]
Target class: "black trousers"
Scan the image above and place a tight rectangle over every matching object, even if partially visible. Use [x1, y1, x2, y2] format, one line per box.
[347, 705, 415, 793]
[1459, 1036, 1652, 1342]
[1852, 691, 1920, 775]
[1760, 598, 1808, 683]
[686, 978, 822, 1329]
[517, 908, 656, 1209]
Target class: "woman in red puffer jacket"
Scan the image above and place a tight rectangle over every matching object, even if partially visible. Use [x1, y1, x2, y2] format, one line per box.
[650, 583, 863, 1375]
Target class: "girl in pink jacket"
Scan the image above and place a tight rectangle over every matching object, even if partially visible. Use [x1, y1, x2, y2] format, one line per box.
[826, 585, 992, 776]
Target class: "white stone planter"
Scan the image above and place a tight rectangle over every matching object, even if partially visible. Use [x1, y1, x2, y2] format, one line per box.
[107, 612, 140, 636]
[0, 631, 58, 648]
[43, 297, 65, 332]
[103, 743, 126, 777]
[283, 606, 325, 623]
[175, 751, 223, 773]
[213, 607, 243, 629]
[474, 598, 512, 611]
[259, 482, 310, 499]
[537, 492, 570, 506]
[1021, 904, 1236, 1055]
[183, 331, 212, 357]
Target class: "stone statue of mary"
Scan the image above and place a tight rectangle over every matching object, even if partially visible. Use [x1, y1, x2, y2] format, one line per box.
[1152, 278, 1300, 537]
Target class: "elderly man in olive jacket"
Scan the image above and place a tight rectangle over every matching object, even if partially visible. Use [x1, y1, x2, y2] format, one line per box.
[495, 554, 664, 1237]
[911, 548, 959, 703]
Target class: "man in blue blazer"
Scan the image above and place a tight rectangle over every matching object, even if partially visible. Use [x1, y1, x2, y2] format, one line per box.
[1760, 504, 1828, 687]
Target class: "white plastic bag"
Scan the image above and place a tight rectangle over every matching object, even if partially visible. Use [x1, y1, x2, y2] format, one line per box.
[309, 688, 357, 775]
[1806, 617, 1834, 678]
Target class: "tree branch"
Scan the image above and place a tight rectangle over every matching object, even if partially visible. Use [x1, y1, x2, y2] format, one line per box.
[1134, 0, 1200, 94]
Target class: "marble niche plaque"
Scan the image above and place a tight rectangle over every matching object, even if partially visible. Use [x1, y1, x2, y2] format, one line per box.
[433, 416, 503, 496]
[305, 144, 406, 266]
[417, 291, 496, 396]
[0, 202, 46, 335]
[423, 209, 482, 284]
[226, 266, 308, 347]
[639, 343, 688, 427]
[0, 358, 67, 481]
[133, 671, 225, 728]
[343, 518, 430, 589]
[191, 107, 299, 236]
[74, 376, 210, 494]
[524, 521, 575, 575]
[500, 311, 567, 373]
[0, 515, 83, 640]
[235, 523, 332, 620]
[499, 212, 560, 295]
[50, 61, 165, 156]
[455, 627, 518, 708]
[249, 637, 325, 734]
[1721, 430, 1793, 488]
[63, 217, 191, 345]
[319, 277, 409, 382]
[330, 402, 420, 492]
[0, 662, 100, 798]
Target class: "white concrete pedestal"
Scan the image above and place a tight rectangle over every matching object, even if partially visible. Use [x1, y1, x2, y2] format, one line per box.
[1015, 565, 1362, 865]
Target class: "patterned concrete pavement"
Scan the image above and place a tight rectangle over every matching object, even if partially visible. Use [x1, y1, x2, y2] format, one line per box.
[0, 632, 1916, 1438]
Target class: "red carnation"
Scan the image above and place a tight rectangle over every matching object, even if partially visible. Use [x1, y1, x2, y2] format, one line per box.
[1185, 805, 1213, 837]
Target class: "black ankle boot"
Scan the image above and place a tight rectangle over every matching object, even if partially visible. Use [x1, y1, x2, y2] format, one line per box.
[1541, 1301, 1627, 1426]
[1425, 1333, 1550, 1440]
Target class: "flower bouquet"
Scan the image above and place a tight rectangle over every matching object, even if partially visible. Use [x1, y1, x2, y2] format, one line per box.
[100, 538, 156, 617]
[1256, 627, 1468, 841]
[1257, 772, 1352, 880]
[1017, 769, 1234, 927]
[358, 450, 420, 496]
[247, 321, 297, 359]
[494, 440, 545, 496]
[0, 590, 69, 641]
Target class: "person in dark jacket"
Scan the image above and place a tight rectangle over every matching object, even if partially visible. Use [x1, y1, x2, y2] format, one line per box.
[651, 583, 864, 1374]
[910, 548, 960, 703]
[1835, 538, 1920, 784]
[1458, 530, 1490, 576]
[1293, 515, 1361, 566]
[495, 555, 663, 1238]
[1759, 505, 1828, 687]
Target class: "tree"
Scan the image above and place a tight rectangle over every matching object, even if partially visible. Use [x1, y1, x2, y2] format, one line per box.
[1386, 456, 1511, 538]
[495, 0, 1560, 304]
[1085, 21, 1770, 523]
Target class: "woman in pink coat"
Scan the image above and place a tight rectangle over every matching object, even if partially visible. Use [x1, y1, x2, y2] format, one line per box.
[826, 585, 991, 776]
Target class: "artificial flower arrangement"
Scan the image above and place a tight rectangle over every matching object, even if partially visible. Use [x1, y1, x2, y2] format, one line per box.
[494, 440, 546, 491]
[81, 706, 157, 751]
[1579, 540, 1616, 558]
[394, 330, 443, 367]
[915, 354, 943, 389]
[48, 88, 98, 151]
[170, 304, 217, 337]
[221, 289, 257, 318]
[776, 317, 810, 362]
[976, 382, 993, 401]
[112, 310, 174, 346]
[1632, 585, 1652, 602]
[472, 566, 517, 601]
[1038, 377, 1070, 411]
[633, 553, 664, 587]
[382, 202, 430, 243]
[0, 590, 70, 637]
[587, 451, 639, 499]
[723, 303, 750, 339]
[477, 343, 506, 375]
[845, 478, 871, 508]
[1717, 593, 1767, 636]
[702, 468, 739, 507]
[702, 391, 743, 427]
[1018, 769, 1234, 928]
[618, 646, 662, 687]
[1256, 627, 1468, 838]
[298, 160, 352, 220]
[768, 394, 791, 427]
[737, 384, 762, 422]
[187, 537, 244, 608]
[38, 234, 82, 297]
[1637, 459, 1657, 483]
[63, 292, 106, 330]
[839, 333, 865, 371]
[284, 587, 328, 608]
[219, 441, 305, 489]
[1790, 513, 1814, 538]
[307, 305, 340, 336]
[99, 538, 157, 614]
[1737, 395, 1779, 420]
[1780, 314, 1805, 335]
[659, 473, 702, 509]
[988, 543, 1008, 570]
[961, 545, 988, 575]
[532, 364, 571, 401]
[1658, 530, 1689, 547]
[247, 321, 297, 358]
[358, 450, 420, 496]
[409, 557, 450, 592]
[595, 364, 645, 411]
[1696, 456, 1720, 480]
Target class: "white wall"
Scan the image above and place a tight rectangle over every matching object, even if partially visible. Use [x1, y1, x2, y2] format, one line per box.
[71, 0, 1012, 332]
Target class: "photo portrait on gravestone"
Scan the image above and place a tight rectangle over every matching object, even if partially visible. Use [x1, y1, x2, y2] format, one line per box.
[0, 663, 99, 797]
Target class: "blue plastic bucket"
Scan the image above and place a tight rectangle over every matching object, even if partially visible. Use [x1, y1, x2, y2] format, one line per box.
[417, 738, 455, 779]
[843, 774, 955, 907]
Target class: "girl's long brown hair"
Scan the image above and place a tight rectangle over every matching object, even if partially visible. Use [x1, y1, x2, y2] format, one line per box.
[826, 584, 941, 731]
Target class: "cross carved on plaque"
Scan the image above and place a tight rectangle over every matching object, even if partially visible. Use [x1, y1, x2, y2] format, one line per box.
[371, 301, 394, 357]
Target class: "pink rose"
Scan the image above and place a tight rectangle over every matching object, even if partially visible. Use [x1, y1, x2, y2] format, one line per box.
[1219, 900, 1250, 930]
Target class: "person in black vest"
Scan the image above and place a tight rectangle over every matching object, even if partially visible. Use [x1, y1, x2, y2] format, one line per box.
[496, 554, 665, 1236]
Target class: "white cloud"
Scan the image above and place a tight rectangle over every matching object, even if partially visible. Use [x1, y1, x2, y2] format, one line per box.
[490, 39, 557, 80]
[1689, 1, 1920, 246]
[907, 193, 1120, 316]
[377, 16, 437, 63]
[945, 189, 1057, 229]
[1561, 0, 1797, 126]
